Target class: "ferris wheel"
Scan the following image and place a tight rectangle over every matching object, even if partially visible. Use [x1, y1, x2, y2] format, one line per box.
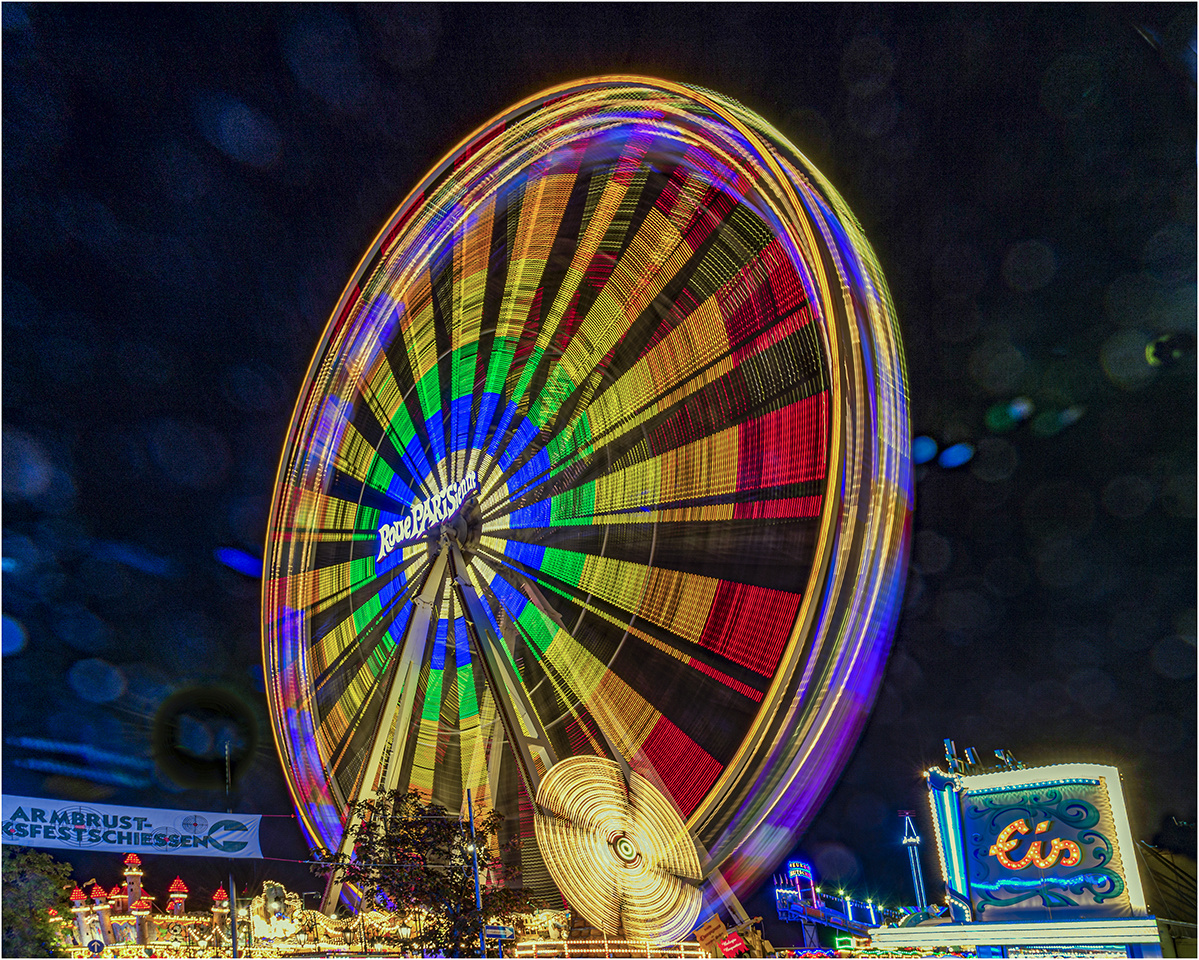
[262, 77, 910, 939]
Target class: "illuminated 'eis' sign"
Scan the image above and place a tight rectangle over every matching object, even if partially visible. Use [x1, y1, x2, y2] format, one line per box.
[988, 818, 1082, 870]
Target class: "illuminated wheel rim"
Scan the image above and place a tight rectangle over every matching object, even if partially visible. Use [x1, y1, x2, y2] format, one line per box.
[263, 76, 910, 906]
[534, 756, 702, 942]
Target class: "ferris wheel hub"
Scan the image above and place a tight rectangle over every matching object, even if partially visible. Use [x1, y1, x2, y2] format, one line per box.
[610, 832, 641, 866]
[427, 496, 484, 563]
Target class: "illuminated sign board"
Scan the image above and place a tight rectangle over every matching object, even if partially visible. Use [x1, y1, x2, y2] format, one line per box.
[926, 763, 1147, 923]
[787, 859, 813, 881]
[377, 472, 477, 561]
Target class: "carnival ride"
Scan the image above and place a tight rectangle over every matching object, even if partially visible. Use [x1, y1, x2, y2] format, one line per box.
[263, 76, 910, 942]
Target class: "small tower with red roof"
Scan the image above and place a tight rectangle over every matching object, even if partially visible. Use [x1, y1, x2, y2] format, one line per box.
[92, 883, 114, 945]
[130, 897, 151, 946]
[168, 876, 189, 916]
[123, 852, 143, 906]
[68, 886, 90, 946]
[211, 884, 230, 940]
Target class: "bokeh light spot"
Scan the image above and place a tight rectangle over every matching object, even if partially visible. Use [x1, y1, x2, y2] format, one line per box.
[1159, 473, 1197, 519]
[912, 435, 938, 464]
[2, 615, 28, 656]
[215, 546, 263, 578]
[1141, 222, 1196, 286]
[284, 11, 372, 111]
[1101, 475, 1154, 519]
[1002, 240, 1057, 292]
[2, 429, 53, 501]
[938, 442, 974, 469]
[68, 658, 127, 703]
[360, 5, 442, 72]
[1151, 635, 1196, 680]
[969, 341, 1027, 394]
[1101, 329, 1157, 391]
[914, 530, 952, 575]
[812, 842, 862, 884]
[2, 3, 30, 30]
[149, 419, 231, 490]
[840, 36, 895, 95]
[1104, 273, 1167, 329]
[971, 438, 1018, 483]
[222, 363, 287, 413]
[1009, 397, 1035, 420]
[1031, 407, 1086, 437]
[54, 604, 113, 652]
[194, 92, 280, 168]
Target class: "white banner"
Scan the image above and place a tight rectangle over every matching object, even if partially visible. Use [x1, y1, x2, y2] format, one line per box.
[1, 795, 263, 858]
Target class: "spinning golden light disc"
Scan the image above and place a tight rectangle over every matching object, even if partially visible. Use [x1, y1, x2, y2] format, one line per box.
[533, 756, 703, 943]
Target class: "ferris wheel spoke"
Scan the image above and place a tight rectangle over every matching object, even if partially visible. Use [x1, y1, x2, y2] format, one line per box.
[524, 195, 768, 444]
[478, 565, 768, 714]
[465, 556, 725, 813]
[479, 379, 829, 536]
[307, 553, 431, 690]
[523, 265, 819, 492]
[344, 385, 433, 498]
[535, 132, 659, 325]
[469, 544, 775, 807]
[476, 537, 801, 682]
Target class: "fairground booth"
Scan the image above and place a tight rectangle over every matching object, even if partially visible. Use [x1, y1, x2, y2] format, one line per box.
[870, 759, 1169, 958]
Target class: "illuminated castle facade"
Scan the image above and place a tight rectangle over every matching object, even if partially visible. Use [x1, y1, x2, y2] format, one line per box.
[55, 853, 231, 956]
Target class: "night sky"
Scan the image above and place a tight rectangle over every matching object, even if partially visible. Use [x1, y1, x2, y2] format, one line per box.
[3, 2, 1195, 929]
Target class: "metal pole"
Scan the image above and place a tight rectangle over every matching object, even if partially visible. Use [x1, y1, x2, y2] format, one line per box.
[226, 741, 239, 960]
[467, 789, 484, 958]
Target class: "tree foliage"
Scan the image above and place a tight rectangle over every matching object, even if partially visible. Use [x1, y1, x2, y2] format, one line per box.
[2, 845, 74, 958]
[315, 789, 543, 956]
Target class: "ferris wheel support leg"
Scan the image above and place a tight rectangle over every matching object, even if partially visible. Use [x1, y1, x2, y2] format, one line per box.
[319, 548, 450, 915]
[485, 709, 506, 819]
[491, 555, 640, 796]
[702, 868, 751, 927]
[450, 542, 557, 799]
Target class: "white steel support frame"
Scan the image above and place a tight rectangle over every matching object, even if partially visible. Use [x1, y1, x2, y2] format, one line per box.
[320, 548, 450, 914]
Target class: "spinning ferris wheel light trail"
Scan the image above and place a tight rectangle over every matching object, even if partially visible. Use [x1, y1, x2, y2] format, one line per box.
[263, 76, 911, 939]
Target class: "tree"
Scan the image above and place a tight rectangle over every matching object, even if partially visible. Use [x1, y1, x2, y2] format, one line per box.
[315, 789, 543, 956]
[2, 845, 74, 958]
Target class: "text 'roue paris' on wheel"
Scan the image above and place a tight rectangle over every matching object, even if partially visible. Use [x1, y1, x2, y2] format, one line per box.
[263, 76, 910, 936]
